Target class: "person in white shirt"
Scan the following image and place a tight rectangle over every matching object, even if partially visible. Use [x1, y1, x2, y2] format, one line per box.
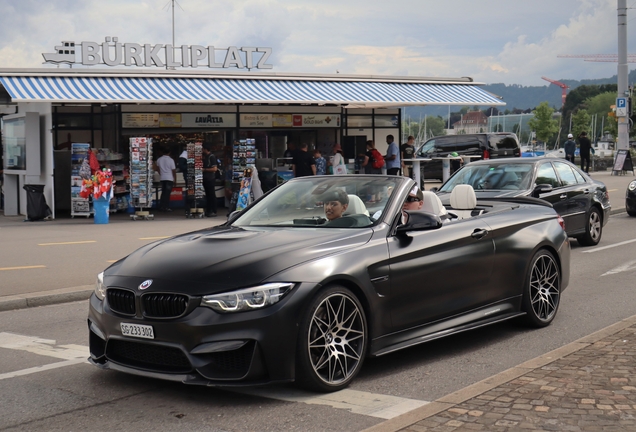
[155, 147, 176, 212]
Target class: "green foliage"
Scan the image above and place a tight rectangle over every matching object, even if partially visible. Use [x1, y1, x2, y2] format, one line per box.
[571, 109, 591, 137]
[561, 84, 617, 141]
[528, 102, 559, 144]
[402, 116, 447, 140]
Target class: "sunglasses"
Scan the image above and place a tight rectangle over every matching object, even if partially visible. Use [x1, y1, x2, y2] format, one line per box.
[405, 196, 421, 202]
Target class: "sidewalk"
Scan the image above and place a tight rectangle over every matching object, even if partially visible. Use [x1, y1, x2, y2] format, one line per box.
[366, 315, 636, 432]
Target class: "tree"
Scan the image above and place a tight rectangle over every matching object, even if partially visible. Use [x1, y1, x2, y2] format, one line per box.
[571, 109, 591, 137]
[528, 102, 559, 146]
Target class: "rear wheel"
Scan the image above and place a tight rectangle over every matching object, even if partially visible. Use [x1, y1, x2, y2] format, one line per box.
[522, 250, 561, 328]
[295, 286, 367, 392]
[576, 207, 602, 246]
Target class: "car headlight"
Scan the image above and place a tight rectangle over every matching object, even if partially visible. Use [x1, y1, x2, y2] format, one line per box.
[200, 282, 295, 313]
[629, 181, 636, 191]
[95, 272, 106, 300]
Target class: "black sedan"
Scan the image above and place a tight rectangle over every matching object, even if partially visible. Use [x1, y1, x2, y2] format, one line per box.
[433, 157, 611, 246]
[88, 175, 570, 392]
[627, 180, 636, 216]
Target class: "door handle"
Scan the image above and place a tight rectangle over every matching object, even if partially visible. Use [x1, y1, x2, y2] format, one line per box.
[560, 194, 567, 199]
[583, 189, 590, 194]
[471, 228, 488, 239]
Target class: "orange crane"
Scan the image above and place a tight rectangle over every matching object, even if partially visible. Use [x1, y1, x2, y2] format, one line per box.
[541, 76, 569, 107]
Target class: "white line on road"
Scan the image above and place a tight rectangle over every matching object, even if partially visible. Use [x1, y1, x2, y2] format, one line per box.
[582, 238, 636, 253]
[601, 260, 636, 276]
[0, 265, 46, 271]
[0, 359, 88, 381]
[38, 241, 97, 246]
[234, 387, 429, 419]
[0, 332, 428, 419]
[0, 332, 88, 360]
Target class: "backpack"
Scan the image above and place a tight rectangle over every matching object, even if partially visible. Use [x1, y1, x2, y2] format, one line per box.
[370, 149, 385, 169]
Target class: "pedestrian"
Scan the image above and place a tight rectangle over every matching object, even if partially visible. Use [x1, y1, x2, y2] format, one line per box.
[313, 149, 326, 175]
[292, 143, 316, 177]
[564, 133, 576, 163]
[178, 147, 191, 216]
[578, 131, 592, 173]
[360, 140, 383, 174]
[283, 142, 296, 158]
[155, 146, 176, 212]
[401, 135, 416, 178]
[201, 144, 218, 217]
[384, 134, 401, 175]
[331, 143, 347, 175]
[360, 140, 383, 202]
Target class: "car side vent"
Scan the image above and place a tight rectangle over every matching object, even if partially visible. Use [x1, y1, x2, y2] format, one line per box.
[142, 293, 189, 318]
[107, 289, 136, 315]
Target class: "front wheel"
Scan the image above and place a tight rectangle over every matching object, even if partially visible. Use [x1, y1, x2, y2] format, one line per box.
[295, 286, 367, 392]
[521, 250, 561, 328]
[576, 207, 602, 246]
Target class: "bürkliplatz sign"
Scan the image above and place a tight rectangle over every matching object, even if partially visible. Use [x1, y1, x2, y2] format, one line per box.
[43, 37, 273, 69]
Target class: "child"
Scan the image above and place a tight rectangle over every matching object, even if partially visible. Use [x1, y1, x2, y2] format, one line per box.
[313, 149, 326, 175]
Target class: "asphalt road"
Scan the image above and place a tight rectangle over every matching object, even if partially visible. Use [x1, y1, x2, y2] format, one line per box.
[1, 208, 636, 430]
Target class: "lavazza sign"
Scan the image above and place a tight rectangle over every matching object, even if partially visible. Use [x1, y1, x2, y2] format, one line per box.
[42, 37, 273, 69]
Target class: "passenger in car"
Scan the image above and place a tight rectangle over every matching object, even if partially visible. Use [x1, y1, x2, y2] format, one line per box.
[322, 190, 349, 222]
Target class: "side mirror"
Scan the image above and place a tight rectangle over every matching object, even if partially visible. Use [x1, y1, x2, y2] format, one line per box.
[397, 211, 443, 234]
[430, 187, 439, 192]
[532, 184, 553, 198]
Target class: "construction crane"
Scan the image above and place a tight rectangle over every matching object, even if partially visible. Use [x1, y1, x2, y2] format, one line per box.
[541, 76, 569, 107]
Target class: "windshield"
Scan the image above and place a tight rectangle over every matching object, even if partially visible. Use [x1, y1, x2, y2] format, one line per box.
[232, 176, 402, 228]
[415, 140, 437, 157]
[438, 163, 534, 192]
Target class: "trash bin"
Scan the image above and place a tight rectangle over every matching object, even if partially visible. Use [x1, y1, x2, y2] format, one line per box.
[23, 184, 52, 221]
[93, 194, 110, 224]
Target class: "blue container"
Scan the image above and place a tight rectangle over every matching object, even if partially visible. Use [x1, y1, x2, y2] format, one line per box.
[93, 196, 110, 224]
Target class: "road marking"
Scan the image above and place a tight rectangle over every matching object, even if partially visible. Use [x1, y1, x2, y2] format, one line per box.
[0, 265, 46, 271]
[106, 260, 117, 263]
[235, 387, 429, 419]
[38, 241, 97, 246]
[0, 358, 88, 381]
[0, 332, 88, 360]
[139, 236, 170, 240]
[582, 238, 636, 253]
[602, 260, 636, 276]
[0, 332, 427, 419]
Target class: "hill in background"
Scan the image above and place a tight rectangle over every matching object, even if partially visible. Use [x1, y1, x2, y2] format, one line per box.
[403, 69, 636, 121]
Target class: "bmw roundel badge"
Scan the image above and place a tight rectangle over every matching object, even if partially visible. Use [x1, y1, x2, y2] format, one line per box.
[139, 279, 153, 290]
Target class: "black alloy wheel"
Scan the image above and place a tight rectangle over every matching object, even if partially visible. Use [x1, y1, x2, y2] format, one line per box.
[522, 249, 561, 328]
[577, 207, 602, 246]
[296, 286, 367, 392]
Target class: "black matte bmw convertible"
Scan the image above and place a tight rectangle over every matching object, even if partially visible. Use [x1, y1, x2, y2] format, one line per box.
[88, 174, 570, 392]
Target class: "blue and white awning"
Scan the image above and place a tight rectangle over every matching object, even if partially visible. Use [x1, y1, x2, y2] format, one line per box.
[0, 73, 504, 107]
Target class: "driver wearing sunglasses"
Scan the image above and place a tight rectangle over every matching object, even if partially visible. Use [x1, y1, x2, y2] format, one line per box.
[401, 185, 424, 224]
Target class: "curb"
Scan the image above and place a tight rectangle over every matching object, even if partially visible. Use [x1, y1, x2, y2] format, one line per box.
[362, 314, 636, 432]
[0, 285, 93, 312]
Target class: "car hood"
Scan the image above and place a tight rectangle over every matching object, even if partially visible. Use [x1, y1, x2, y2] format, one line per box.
[105, 226, 373, 295]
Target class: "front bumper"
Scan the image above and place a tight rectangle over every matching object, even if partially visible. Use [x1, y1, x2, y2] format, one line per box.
[87, 282, 319, 386]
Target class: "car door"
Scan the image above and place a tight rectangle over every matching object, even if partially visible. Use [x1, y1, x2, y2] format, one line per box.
[387, 217, 495, 332]
[553, 161, 590, 233]
[534, 162, 571, 228]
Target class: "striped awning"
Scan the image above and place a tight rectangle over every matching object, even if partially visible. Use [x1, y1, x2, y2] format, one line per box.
[0, 74, 504, 107]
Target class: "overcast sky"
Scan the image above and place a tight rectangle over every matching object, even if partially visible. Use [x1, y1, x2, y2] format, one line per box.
[0, 0, 633, 87]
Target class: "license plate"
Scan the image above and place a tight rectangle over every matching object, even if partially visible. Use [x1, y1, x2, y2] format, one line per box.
[120, 323, 154, 339]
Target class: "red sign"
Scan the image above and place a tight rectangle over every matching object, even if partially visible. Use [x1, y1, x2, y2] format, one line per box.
[293, 115, 303, 127]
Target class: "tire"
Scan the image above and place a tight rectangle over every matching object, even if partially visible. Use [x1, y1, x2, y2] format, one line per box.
[627, 208, 636, 217]
[521, 250, 561, 328]
[576, 207, 602, 246]
[295, 286, 367, 392]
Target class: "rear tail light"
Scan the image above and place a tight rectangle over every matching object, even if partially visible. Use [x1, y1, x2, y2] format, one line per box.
[557, 215, 566, 231]
[483, 149, 490, 160]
